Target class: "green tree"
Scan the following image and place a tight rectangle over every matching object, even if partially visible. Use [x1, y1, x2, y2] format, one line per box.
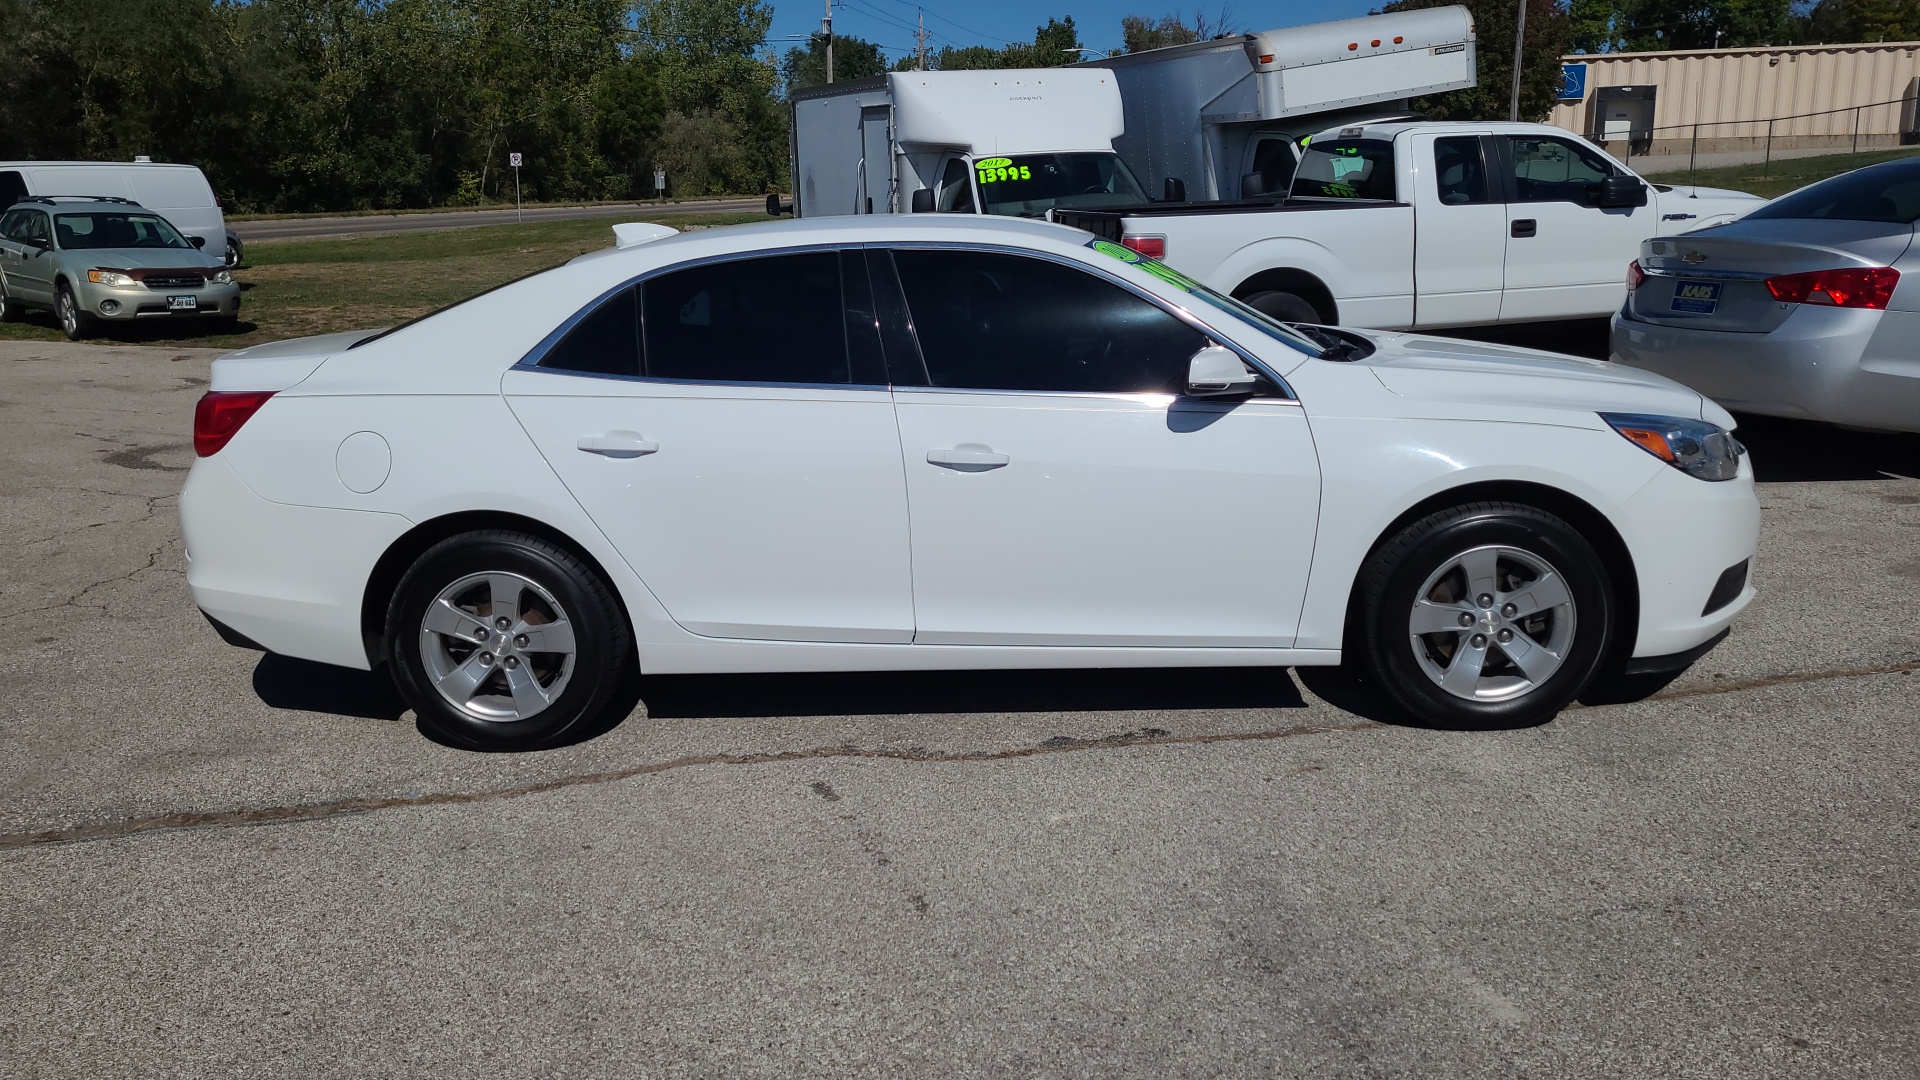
[1120, 10, 1236, 53]
[1792, 0, 1920, 43]
[1379, 0, 1571, 120]
[781, 31, 887, 93]
[1569, 0, 1790, 51]
[935, 17, 1082, 69]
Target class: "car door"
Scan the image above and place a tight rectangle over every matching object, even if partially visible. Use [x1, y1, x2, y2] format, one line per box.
[1411, 133, 1506, 327]
[9, 210, 54, 304]
[503, 249, 917, 644]
[0, 211, 25, 298]
[877, 246, 1322, 647]
[1498, 133, 1650, 321]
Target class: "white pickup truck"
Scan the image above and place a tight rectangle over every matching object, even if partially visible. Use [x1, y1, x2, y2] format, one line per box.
[1057, 120, 1764, 329]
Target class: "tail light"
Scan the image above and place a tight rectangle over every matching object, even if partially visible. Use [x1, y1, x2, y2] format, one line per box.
[193, 390, 275, 457]
[1627, 260, 1646, 290]
[1122, 235, 1166, 259]
[1764, 266, 1899, 310]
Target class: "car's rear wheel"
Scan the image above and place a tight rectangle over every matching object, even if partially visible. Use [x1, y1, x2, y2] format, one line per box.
[56, 284, 93, 341]
[1242, 289, 1321, 324]
[1349, 502, 1613, 729]
[386, 531, 633, 750]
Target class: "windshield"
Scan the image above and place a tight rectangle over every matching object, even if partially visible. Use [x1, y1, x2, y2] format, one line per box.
[1084, 238, 1323, 358]
[975, 153, 1147, 218]
[55, 212, 191, 250]
[1746, 161, 1920, 224]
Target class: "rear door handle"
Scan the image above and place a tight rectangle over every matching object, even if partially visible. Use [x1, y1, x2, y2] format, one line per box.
[926, 446, 1009, 470]
[577, 432, 658, 458]
[1511, 218, 1537, 238]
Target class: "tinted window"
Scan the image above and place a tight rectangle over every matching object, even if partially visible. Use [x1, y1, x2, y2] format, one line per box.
[892, 249, 1206, 394]
[54, 212, 190, 250]
[539, 285, 641, 377]
[1748, 162, 1920, 224]
[1291, 140, 1395, 201]
[1249, 138, 1296, 197]
[0, 172, 25, 207]
[1507, 136, 1614, 203]
[643, 251, 858, 384]
[937, 158, 975, 212]
[1434, 137, 1490, 205]
[19, 212, 48, 244]
[0, 211, 22, 241]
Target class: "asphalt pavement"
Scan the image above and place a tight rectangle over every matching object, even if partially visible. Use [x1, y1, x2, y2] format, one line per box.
[0, 340, 1914, 1079]
[231, 198, 769, 243]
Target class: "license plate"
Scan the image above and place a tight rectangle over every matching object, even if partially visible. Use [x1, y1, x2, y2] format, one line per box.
[1671, 279, 1721, 314]
[167, 295, 198, 312]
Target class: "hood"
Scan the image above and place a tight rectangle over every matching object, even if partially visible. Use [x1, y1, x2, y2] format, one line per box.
[71, 248, 224, 272]
[1361, 334, 1722, 424]
[1653, 184, 1765, 228]
[1655, 184, 1763, 203]
[209, 330, 377, 393]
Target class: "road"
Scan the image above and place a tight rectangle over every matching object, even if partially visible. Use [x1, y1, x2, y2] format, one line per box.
[231, 197, 769, 243]
[0, 340, 1915, 1078]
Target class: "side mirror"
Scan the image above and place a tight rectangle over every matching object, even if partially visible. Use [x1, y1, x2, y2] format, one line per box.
[1590, 174, 1648, 209]
[910, 188, 935, 214]
[1240, 172, 1266, 199]
[765, 193, 793, 217]
[1163, 177, 1187, 202]
[189, 234, 207, 249]
[1186, 345, 1259, 397]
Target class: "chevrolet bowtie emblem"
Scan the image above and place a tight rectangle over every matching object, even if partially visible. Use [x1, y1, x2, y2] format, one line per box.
[1681, 251, 1708, 264]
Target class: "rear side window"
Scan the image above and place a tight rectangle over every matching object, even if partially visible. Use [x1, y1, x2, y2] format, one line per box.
[1291, 139, 1395, 201]
[1433, 137, 1490, 205]
[1747, 162, 1920, 224]
[890, 249, 1206, 394]
[537, 251, 884, 385]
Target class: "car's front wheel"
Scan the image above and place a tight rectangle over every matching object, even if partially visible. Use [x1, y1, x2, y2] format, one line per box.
[56, 284, 93, 341]
[386, 531, 633, 750]
[1349, 502, 1613, 729]
[0, 282, 18, 322]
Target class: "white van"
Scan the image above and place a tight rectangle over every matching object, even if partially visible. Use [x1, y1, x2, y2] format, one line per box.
[0, 161, 234, 267]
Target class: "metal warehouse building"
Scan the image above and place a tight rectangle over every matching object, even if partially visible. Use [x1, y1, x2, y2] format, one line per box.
[1548, 40, 1920, 166]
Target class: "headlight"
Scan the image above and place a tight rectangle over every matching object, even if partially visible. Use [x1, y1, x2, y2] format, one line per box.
[211, 269, 234, 285]
[87, 270, 136, 287]
[1601, 413, 1745, 481]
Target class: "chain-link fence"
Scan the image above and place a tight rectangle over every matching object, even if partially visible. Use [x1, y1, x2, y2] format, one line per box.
[1586, 94, 1918, 178]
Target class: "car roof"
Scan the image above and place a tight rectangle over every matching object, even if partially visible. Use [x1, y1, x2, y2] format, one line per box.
[5, 196, 149, 213]
[568, 212, 1099, 268]
[1307, 120, 1585, 142]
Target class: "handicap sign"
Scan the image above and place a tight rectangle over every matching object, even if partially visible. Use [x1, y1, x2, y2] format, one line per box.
[1559, 64, 1587, 101]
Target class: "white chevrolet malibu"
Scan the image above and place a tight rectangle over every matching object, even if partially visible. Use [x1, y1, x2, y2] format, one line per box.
[181, 216, 1758, 749]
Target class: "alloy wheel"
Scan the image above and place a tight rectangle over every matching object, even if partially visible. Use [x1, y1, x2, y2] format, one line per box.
[1407, 544, 1577, 702]
[417, 570, 577, 722]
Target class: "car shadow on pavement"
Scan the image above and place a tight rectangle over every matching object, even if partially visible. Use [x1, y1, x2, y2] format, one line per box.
[252, 653, 409, 721]
[636, 666, 1309, 720]
[1734, 413, 1920, 482]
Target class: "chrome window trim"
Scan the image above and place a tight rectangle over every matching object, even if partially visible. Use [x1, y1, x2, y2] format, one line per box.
[1638, 264, 1775, 281]
[873, 240, 1298, 400]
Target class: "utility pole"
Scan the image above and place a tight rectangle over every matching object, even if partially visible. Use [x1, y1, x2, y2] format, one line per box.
[916, 8, 928, 71]
[823, 0, 834, 84]
[1507, 0, 1527, 122]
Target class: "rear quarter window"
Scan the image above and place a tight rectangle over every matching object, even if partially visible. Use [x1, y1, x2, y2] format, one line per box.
[1290, 140, 1395, 201]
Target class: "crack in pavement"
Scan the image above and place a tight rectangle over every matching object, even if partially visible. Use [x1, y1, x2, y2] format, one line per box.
[0, 721, 1381, 851]
[1646, 658, 1920, 702]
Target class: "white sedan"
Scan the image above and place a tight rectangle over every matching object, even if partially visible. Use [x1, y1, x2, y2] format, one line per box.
[181, 216, 1759, 750]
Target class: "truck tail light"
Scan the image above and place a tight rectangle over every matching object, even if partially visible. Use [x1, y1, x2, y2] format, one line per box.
[1764, 266, 1899, 309]
[1123, 235, 1166, 259]
[194, 390, 275, 457]
[1626, 260, 1646, 290]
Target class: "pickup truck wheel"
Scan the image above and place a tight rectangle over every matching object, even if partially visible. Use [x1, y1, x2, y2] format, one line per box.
[1349, 502, 1613, 730]
[1242, 290, 1321, 324]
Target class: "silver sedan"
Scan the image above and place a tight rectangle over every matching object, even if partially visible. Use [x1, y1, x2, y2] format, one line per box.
[1611, 157, 1920, 433]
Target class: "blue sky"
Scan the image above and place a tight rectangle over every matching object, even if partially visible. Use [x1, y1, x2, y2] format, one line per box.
[765, 1, 1384, 64]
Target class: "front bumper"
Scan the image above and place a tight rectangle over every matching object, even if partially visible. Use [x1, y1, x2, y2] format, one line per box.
[1611, 304, 1920, 433]
[75, 278, 241, 322]
[1613, 452, 1761, 660]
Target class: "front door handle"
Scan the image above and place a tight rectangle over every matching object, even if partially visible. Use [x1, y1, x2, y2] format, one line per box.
[1511, 218, 1537, 238]
[577, 432, 658, 458]
[926, 446, 1009, 470]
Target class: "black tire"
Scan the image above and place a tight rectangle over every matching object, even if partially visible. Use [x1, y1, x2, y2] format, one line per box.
[1242, 289, 1322, 324]
[0, 282, 17, 322]
[225, 240, 243, 269]
[1348, 501, 1614, 730]
[56, 283, 93, 341]
[386, 530, 633, 750]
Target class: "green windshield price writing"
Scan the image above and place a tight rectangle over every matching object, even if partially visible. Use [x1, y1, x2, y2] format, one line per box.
[974, 157, 1031, 185]
[1088, 239, 1203, 293]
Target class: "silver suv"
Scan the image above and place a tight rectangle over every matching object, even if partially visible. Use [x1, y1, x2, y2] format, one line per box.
[0, 195, 240, 340]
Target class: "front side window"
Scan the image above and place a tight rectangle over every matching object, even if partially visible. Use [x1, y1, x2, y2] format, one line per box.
[890, 248, 1206, 394]
[1290, 140, 1395, 201]
[937, 158, 975, 213]
[538, 252, 882, 386]
[972, 153, 1148, 218]
[1433, 137, 1491, 205]
[54, 212, 190, 250]
[1506, 136, 1614, 203]
[20, 211, 49, 245]
[1248, 137, 1297, 197]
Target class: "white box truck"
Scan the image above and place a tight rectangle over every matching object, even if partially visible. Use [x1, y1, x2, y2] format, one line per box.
[0, 160, 236, 267]
[1084, 6, 1476, 201]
